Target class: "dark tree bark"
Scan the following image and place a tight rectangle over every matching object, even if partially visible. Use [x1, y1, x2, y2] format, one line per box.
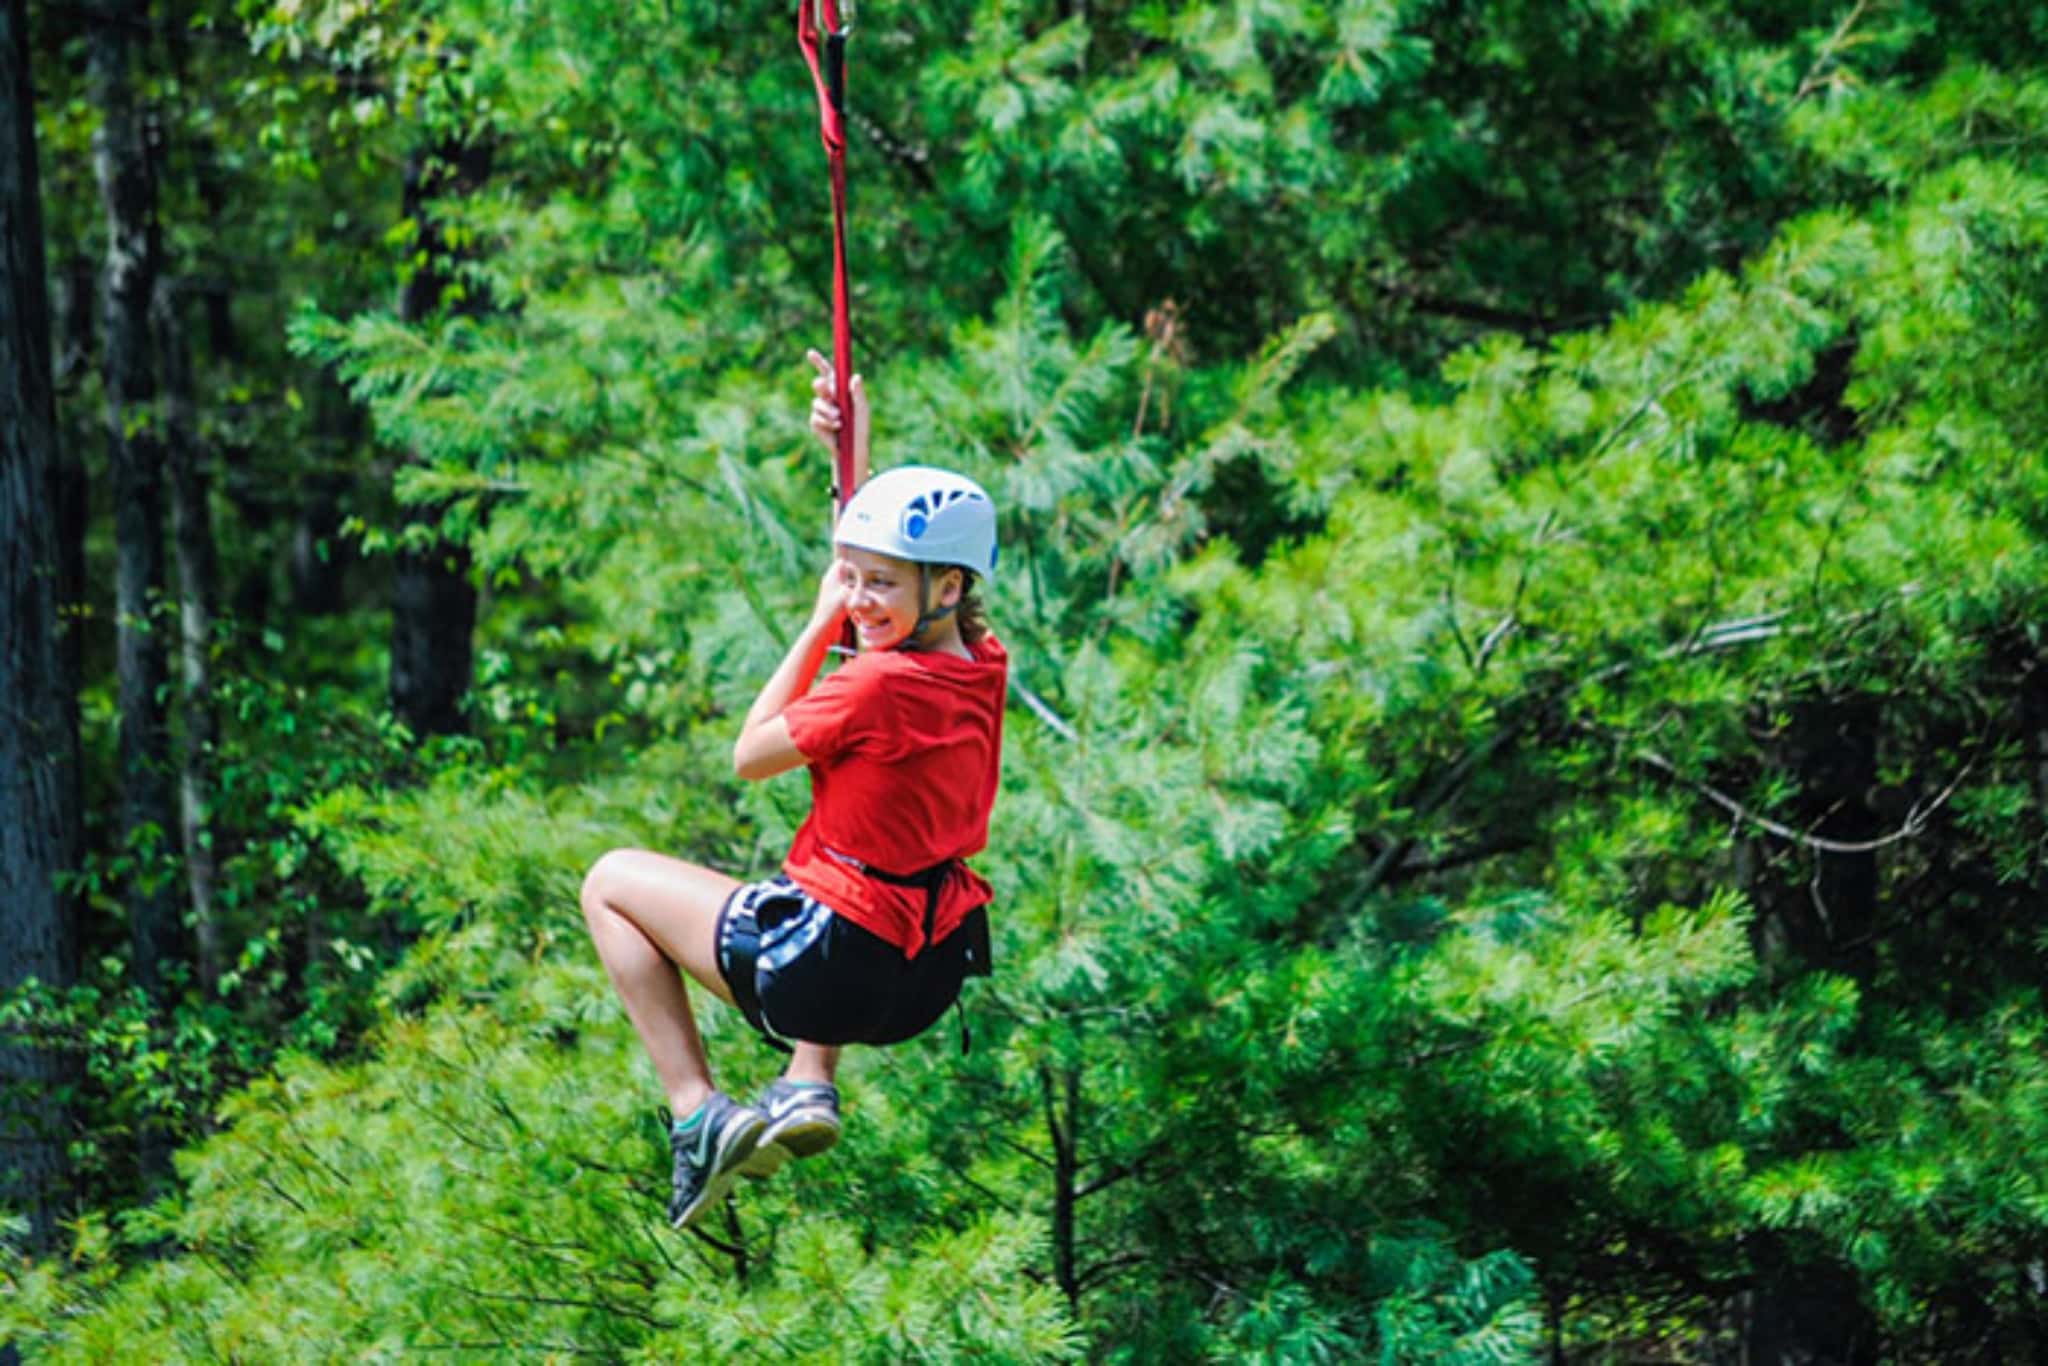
[389, 140, 490, 739]
[1748, 699, 1881, 980]
[154, 277, 221, 990]
[291, 471, 351, 615]
[53, 253, 92, 390]
[1044, 1062, 1080, 1311]
[1737, 701, 1884, 1362]
[142, 0, 221, 994]
[90, 0, 181, 1000]
[51, 250, 91, 700]
[1742, 1238, 1880, 1366]
[194, 276, 275, 631]
[1, 0, 82, 1255]
[291, 384, 361, 617]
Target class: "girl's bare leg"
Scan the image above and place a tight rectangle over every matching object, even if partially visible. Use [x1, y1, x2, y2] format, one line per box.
[787, 1042, 841, 1087]
[580, 848, 741, 1117]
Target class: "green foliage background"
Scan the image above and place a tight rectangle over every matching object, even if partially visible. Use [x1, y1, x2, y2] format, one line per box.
[12, 0, 2048, 1358]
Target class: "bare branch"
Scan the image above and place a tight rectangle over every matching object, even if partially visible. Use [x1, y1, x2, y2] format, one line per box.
[1636, 748, 1972, 854]
[1011, 676, 1079, 742]
[1442, 582, 1478, 672]
[1794, 0, 1872, 103]
[452, 1283, 674, 1330]
[998, 1135, 1055, 1170]
[1475, 613, 1518, 674]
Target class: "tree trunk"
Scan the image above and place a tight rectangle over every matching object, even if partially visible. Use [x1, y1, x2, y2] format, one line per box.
[154, 277, 222, 991]
[1738, 701, 1883, 1361]
[196, 279, 274, 631]
[1742, 1238, 1879, 1365]
[389, 140, 490, 739]
[291, 470, 351, 615]
[1745, 699, 1881, 981]
[1043, 1062, 1080, 1310]
[91, 0, 181, 993]
[1, 0, 82, 1254]
[292, 382, 361, 617]
[52, 251, 90, 700]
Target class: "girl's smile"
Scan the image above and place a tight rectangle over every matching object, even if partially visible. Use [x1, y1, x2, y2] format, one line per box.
[838, 546, 962, 655]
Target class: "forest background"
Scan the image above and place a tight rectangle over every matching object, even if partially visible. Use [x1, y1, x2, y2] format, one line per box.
[6, 0, 2048, 1359]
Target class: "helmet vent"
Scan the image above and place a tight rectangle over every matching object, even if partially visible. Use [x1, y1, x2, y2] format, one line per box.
[901, 485, 973, 539]
[837, 466, 999, 582]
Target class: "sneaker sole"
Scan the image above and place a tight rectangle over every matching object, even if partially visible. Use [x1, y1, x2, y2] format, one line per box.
[671, 1113, 767, 1230]
[739, 1142, 789, 1180]
[771, 1116, 840, 1159]
[738, 1115, 840, 1179]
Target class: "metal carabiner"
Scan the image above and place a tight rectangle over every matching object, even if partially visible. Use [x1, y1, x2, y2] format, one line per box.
[811, 0, 853, 37]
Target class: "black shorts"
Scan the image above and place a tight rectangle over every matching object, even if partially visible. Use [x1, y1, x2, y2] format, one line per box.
[715, 875, 991, 1048]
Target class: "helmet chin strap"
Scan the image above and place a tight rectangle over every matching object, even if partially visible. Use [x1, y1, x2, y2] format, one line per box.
[900, 563, 958, 649]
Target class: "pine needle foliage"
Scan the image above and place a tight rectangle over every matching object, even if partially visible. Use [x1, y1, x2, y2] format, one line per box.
[16, 0, 2048, 1358]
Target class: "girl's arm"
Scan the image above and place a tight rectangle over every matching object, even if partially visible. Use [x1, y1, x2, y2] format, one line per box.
[734, 351, 873, 781]
[733, 560, 853, 781]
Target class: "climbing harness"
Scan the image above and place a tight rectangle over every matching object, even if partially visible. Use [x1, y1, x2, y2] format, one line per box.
[823, 846, 993, 1056]
[797, 0, 863, 515]
[823, 844, 955, 952]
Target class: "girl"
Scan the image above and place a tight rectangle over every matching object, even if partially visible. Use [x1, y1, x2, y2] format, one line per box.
[580, 352, 1007, 1230]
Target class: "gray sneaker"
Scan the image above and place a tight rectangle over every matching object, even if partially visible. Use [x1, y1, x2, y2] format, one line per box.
[668, 1092, 767, 1229]
[739, 1079, 842, 1179]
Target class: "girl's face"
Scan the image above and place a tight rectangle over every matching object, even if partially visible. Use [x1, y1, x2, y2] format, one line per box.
[838, 546, 959, 652]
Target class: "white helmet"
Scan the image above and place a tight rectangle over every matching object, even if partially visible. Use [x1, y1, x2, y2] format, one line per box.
[835, 465, 999, 581]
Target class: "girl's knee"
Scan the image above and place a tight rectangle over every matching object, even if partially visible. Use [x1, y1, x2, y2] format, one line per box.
[580, 848, 633, 922]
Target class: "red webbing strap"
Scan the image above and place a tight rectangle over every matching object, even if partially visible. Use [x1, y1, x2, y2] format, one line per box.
[797, 0, 861, 517]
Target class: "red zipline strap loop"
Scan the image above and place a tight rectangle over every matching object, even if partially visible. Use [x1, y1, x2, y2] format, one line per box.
[799, 0, 860, 517]
[797, 0, 849, 154]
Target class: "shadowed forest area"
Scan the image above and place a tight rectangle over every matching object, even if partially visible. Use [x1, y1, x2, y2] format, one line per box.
[7, 0, 2048, 1359]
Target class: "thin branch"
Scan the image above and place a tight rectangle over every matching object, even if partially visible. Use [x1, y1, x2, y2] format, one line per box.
[255, 1171, 309, 1215]
[405, 1343, 608, 1357]
[1475, 613, 1518, 674]
[1366, 275, 1558, 335]
[400, 1092, 505, 1156]
[281, 1114, 358, 1188]
[1342, 591, 1907, 917]
[851, 107, 936, 193]
[685, 1217, 747, 1262]
[718, 1195, 751, 1283]
[1442, 582, 1478, 672]
[1075, 1160, 1145, 1203]
[1076, 1251, 1150, 1293]
[1636, 748, 1972, 854]
[1010, 676, 1078, 742]
[1384, 834, 1536, 885]
[1794, 0, 1872, 103]
[951, 1166, 1023, 1215]
[1392, 1033, 1492, 1070]
[1350, 724, 1525, 911]
[451, 1284, 674, 1331]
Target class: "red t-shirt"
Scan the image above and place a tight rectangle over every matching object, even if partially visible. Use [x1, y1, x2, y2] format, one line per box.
[780, 633, 1008, 956]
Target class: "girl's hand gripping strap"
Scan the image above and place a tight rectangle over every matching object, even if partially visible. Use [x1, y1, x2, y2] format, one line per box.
[797, 0, 863, 517]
